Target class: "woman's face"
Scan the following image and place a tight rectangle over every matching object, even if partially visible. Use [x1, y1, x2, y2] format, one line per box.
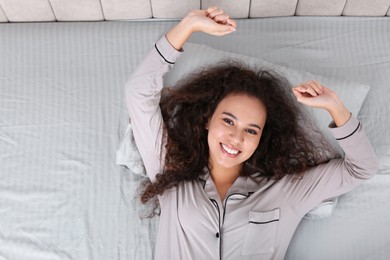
[207, 93, 267, 173]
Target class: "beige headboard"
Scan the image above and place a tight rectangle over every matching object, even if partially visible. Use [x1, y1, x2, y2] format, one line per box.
[0, 0, 389, 22]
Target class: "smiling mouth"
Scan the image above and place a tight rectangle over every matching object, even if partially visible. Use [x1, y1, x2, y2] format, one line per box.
[220, 143, 241, 157]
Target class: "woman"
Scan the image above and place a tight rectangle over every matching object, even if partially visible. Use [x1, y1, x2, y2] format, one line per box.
[126, 7, 379, 260]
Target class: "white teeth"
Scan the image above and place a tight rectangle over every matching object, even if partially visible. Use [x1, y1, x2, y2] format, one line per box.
[222, 144, 239, 155]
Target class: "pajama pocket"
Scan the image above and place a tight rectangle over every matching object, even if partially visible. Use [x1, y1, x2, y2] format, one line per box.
[241, 209, 280, 256]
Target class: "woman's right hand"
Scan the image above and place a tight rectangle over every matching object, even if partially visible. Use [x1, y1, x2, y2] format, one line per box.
[187, 6, 236, 35]
[166, 7, 236, 50]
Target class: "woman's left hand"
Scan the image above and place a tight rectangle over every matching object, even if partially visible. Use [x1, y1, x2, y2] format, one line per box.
[292, 80, 335, 110]
[292, 80, 351, 126]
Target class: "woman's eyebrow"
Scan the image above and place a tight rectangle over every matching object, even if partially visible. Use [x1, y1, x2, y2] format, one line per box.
[222, 112, 262, 130]
[222, 112, 237, 120]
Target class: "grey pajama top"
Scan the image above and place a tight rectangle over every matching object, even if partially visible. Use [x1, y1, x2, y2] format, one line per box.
[126, 36, 379, 260]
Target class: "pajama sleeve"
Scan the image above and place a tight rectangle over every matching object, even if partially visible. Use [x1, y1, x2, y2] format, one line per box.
[282, 116, 380, 216]
[125, 36, 182, 182]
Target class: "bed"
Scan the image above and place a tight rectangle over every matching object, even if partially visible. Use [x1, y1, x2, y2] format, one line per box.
[0, 1, 389, 259]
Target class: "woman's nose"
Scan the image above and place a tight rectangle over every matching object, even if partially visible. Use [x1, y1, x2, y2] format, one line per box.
[229, 129, 243, 144]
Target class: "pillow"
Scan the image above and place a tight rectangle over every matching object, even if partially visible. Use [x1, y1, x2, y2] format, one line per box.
[116, 122, 146, 176]
[117, 42, 371, 218]
[303, 197, 338, 220]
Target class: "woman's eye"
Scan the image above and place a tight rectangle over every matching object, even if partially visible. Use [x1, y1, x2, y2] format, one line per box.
[223, 118, 234, 125]
[246, 129, 257, 135]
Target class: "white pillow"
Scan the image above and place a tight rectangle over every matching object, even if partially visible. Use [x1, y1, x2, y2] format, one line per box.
[303, 197, 338, 220]
[116, 122, 146, 176]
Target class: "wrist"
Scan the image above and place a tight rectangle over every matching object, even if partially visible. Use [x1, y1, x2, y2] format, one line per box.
[166, 17, 194, 51]
[326, 97, 351, 127]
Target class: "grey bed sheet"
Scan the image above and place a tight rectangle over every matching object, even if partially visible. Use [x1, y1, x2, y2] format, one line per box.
[0, 17, 389, 260]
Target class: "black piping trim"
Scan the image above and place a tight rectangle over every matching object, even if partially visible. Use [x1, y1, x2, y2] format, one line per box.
[199, 178, 206, 189]
[222, 192, 250, 224]
[154, 44, 175, 64]
[210, 199, 222, 260]
[336, 122, 360, 141]
[249, 219, 279, 225]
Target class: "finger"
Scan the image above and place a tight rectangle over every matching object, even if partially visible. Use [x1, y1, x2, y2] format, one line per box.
[206, 6, 218, 15]
[292, 87, 321, 107]
[213, 14, 230, 24]
[227, 18, 237, 28]
[211, 24, 236, 36]
[302, 82, 321, 96]
[292, 87, 313, 101]
[294, 84, 318, 97]
[207, 9, 224, 19]
[292, 88, 311, 105]
[309, 80, 324, 95]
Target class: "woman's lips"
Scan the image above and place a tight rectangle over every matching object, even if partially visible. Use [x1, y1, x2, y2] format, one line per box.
[220, 143, 240, 158]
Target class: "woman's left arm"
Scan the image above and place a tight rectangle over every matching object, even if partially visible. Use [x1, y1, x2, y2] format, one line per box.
[283, 81, 380, 215]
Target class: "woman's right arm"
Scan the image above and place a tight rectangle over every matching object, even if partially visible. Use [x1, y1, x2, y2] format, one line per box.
[126, 7, 236, 182]
[125, 36, 181, 182]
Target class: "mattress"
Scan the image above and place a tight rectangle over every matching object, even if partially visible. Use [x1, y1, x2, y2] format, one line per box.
[0, 17, 389, 259]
